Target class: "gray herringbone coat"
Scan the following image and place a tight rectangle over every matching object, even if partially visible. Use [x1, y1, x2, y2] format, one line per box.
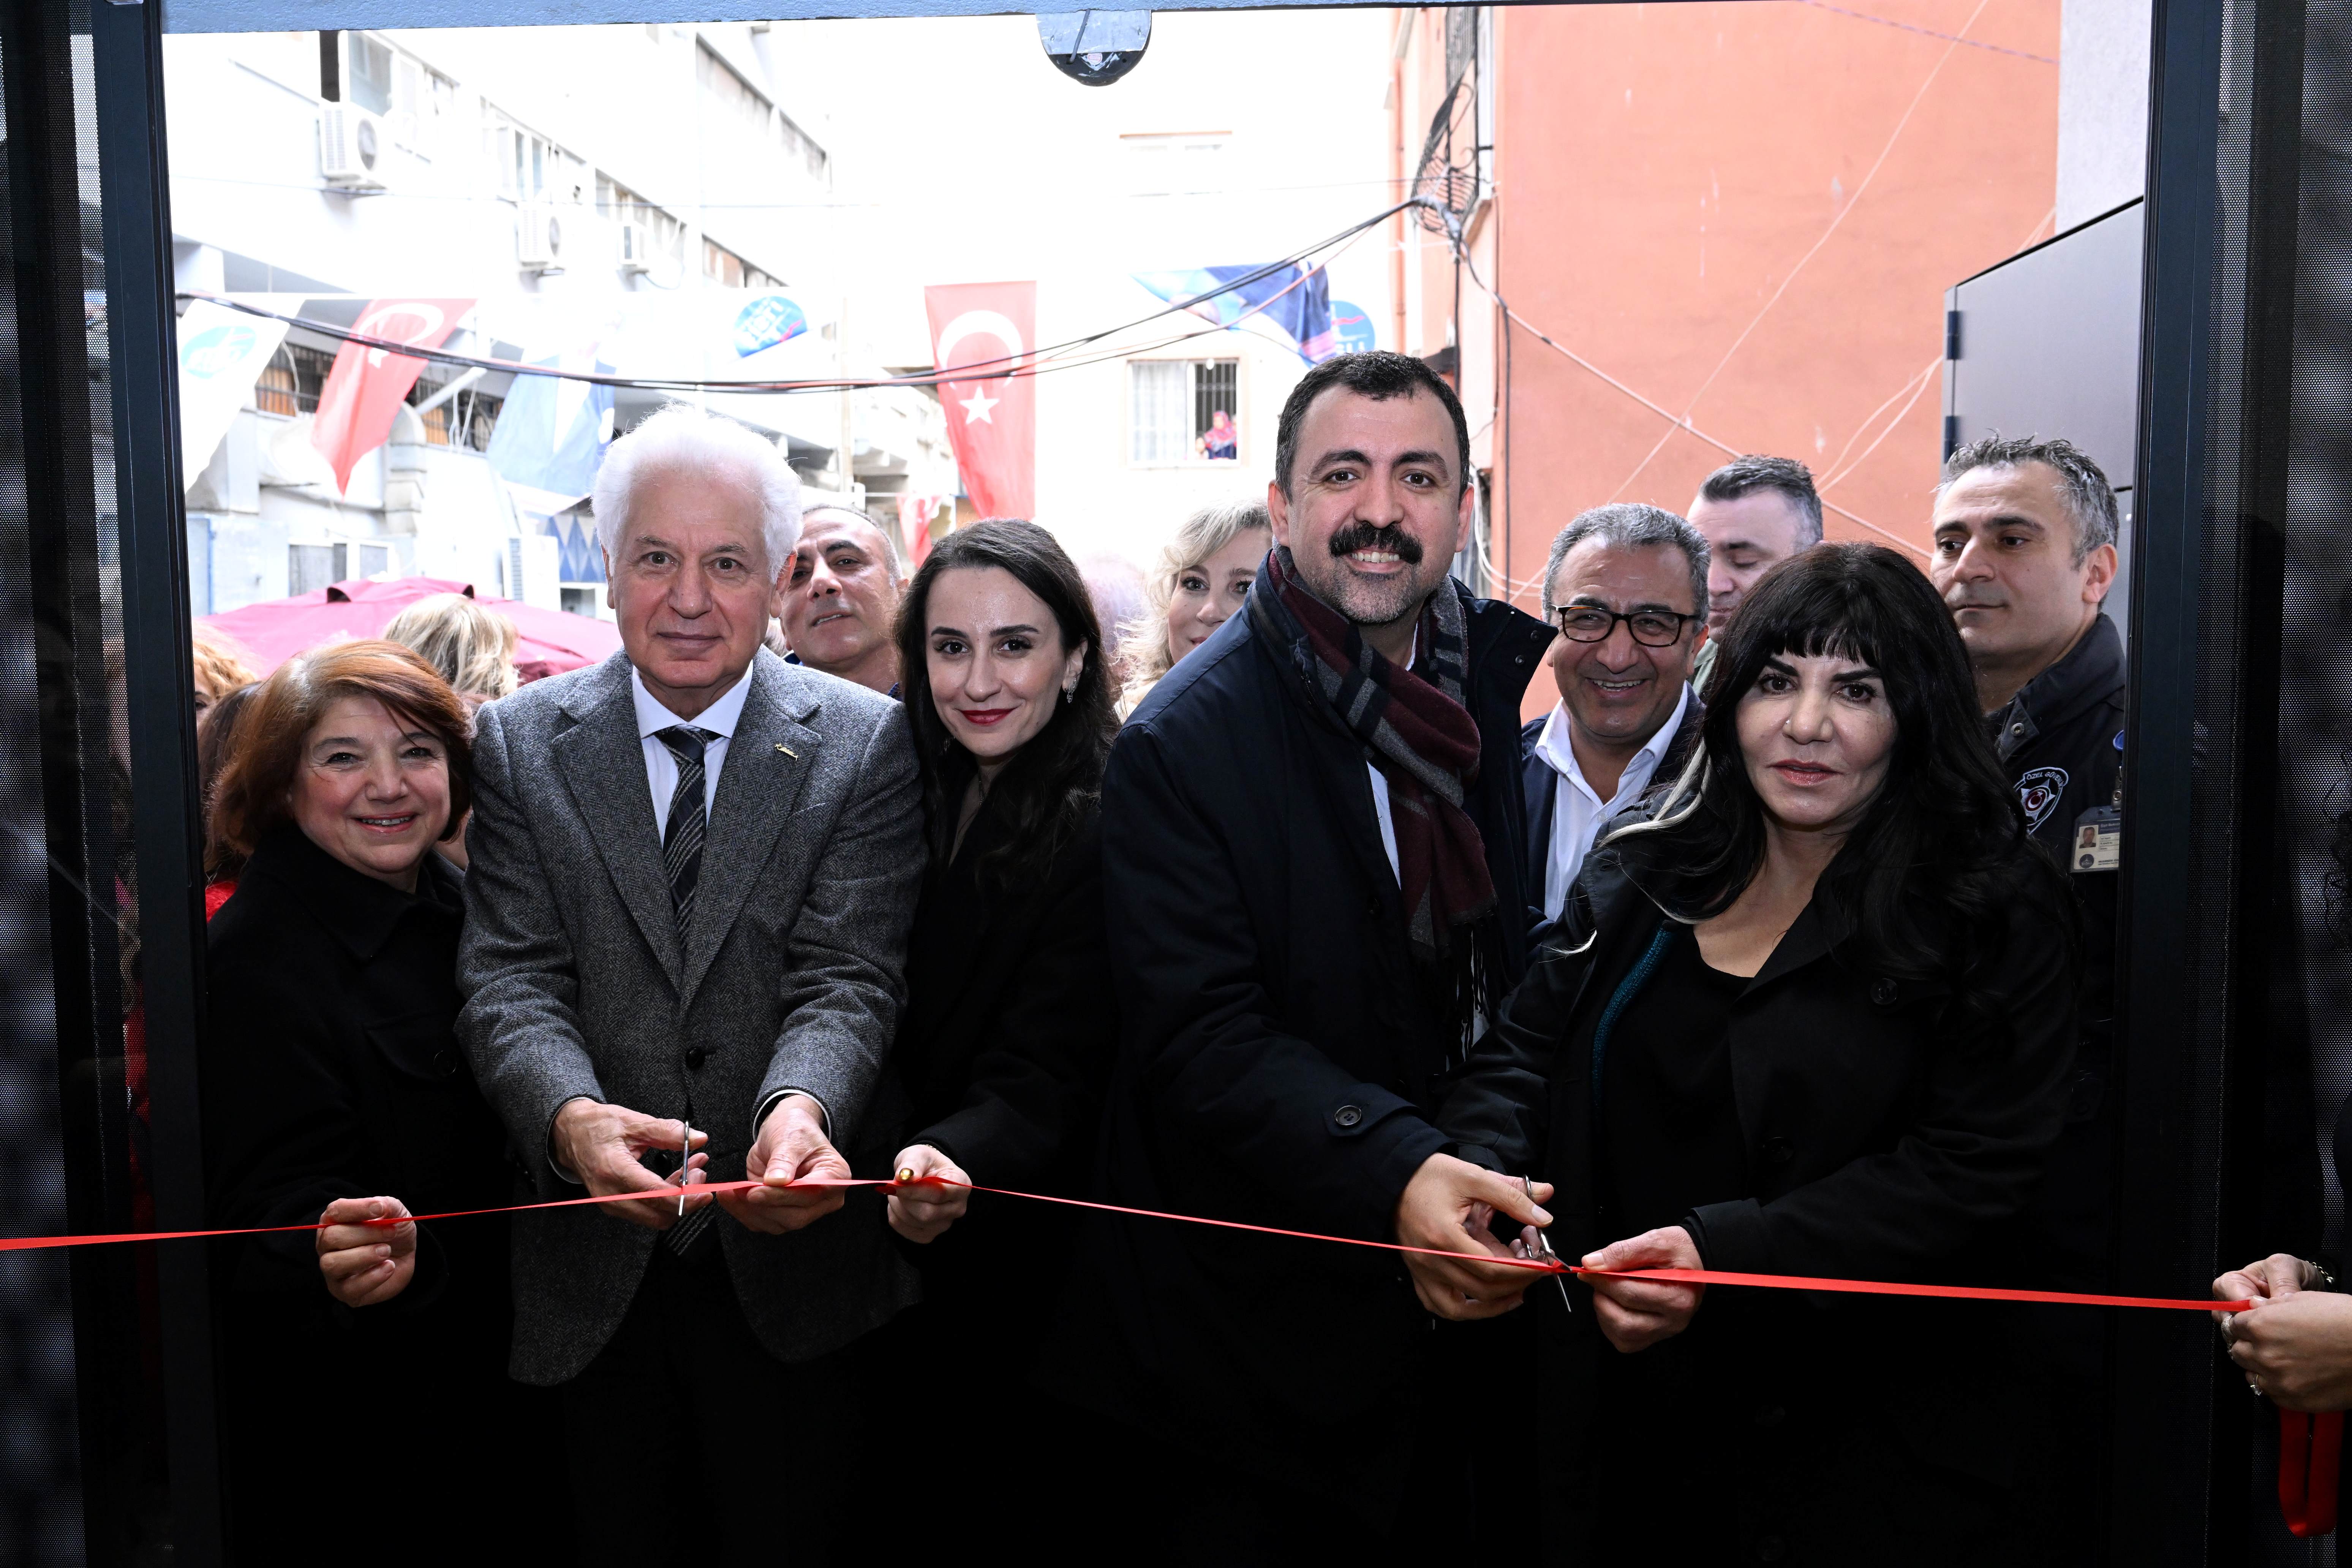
[457, 648, 924, 1385]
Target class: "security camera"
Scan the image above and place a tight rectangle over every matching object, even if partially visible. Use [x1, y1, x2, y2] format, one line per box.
[1038, 10, 1151, 86]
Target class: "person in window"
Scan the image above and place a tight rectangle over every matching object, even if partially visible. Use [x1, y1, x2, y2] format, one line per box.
[201, 641, 558, 1561]
[1114, 499, 1270, 718]
[873, 518, 1120, 1546]
[1197, 406, 1239, 461]
[1414, 544, 2080, 1557]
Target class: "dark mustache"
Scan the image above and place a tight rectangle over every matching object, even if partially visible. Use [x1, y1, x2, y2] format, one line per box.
[1326, 523, 1424, 565]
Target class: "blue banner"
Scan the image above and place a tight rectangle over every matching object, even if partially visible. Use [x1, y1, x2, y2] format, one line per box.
[1130, 264, 1339, 364]
[485, 355, 615, 501]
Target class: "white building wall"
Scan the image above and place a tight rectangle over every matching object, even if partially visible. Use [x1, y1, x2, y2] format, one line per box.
[164, 12, 1391, 613]
[2058, 0, 2153, 230]
[778, 9, 1397, 567]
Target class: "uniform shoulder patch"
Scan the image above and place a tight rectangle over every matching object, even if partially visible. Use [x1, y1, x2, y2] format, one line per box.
[2016, 765, 2069, 831]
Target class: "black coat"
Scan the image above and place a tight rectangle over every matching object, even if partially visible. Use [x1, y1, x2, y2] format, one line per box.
[891, 793, 1113, 1313]
[1069, 577, 1549, 1500]
[1991, 612, 2126, 1293]
[868, 792, 1118, 1547]
[202, 824, 533, 1556]
[1441, 846, 2078, 1559]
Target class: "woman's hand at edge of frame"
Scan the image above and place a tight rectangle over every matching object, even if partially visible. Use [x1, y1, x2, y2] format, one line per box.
[2216, 1252, 2352, 1410]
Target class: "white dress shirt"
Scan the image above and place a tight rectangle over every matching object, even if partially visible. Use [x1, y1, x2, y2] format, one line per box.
[631, 665, 754, 826]
[1535, 682, 1691, 921]
[1365, 634, 1421, 884]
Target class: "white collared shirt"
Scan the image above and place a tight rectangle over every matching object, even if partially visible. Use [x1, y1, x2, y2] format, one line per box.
[631, 665, 754, 827]
[1365, 631, 1422, 884]
[1535, 683, 1691, 921]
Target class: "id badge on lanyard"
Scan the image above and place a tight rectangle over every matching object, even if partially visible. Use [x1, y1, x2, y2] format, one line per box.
[2072, 729, 2124, 873]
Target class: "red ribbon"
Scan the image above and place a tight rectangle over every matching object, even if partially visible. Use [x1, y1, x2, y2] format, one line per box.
[2281, 1408, 2344, 1537]
[16, 1172, 2331, 1533]
[0, 1174, 2260, 1315]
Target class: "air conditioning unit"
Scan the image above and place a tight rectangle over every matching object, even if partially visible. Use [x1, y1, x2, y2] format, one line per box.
[516, 201, 566, 273]
[319, 104, 388, 191]
[616, 221, 654, 275]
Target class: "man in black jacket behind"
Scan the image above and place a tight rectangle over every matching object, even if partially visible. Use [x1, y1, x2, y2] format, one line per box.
[1931, 433, 2124, 1287]
[1076, 352, 1554, 1555]
[1931, 433, 2125, 1554]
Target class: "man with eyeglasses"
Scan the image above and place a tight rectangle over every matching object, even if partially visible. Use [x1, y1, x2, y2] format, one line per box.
[1521, 503, 1711, 929]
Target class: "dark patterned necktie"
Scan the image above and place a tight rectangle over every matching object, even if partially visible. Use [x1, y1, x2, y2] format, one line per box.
[656, 724, 719, 1257]
[656, 726, 717, 928]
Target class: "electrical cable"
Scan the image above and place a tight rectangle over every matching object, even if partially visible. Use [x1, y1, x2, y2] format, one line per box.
[1819, 359, 1944, 492]
[1607, 0, 1995, 501]
[180, 198, 1423, 397]
[1434, 217, 1924, 558]
[1817, 355, 1942, 486]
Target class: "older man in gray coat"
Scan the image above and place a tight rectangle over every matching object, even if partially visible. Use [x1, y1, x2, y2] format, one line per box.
[457, 404, 923, 1563]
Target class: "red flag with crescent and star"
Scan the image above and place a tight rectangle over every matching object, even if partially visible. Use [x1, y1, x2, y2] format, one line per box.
[924, 282, 1036, 519]
[309, 298, 473, 492]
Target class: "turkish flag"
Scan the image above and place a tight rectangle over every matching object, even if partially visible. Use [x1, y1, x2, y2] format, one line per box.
[925, 283, 1035, 519]
[310, 298, 473, 492]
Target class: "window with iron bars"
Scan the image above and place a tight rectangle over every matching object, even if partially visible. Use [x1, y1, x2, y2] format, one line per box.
[1129, 357, 1240, 463]
[254, 344, 340, 417]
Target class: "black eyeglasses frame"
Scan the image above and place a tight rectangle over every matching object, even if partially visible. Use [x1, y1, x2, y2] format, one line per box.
[1549, 605, 1703, 648]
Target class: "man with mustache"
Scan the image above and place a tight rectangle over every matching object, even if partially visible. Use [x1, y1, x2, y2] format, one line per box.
[1070, 351, 1553, 1554]
[1930, 433, 2123, 1555]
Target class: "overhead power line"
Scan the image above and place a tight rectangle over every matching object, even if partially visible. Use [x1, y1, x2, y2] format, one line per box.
[180, 199, 1416, 397]
[1422, 209, 1923, 558]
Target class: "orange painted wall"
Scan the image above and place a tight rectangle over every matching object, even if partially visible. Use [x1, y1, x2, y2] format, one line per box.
[1459, 0, 2059, 695]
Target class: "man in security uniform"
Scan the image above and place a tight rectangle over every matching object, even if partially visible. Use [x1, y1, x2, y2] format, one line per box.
[1932, 433, 2125, 1554]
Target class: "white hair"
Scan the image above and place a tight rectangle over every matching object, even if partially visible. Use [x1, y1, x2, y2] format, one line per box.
[592, 403, 801, 578]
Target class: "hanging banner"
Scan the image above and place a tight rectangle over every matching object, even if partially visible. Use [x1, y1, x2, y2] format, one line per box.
[177, 299, 289, 487]
[1130, 264, 1337, 364]
[924, 282, 1036, 520]
[310, 297, 473, 493]
[484, 351, 616, 502]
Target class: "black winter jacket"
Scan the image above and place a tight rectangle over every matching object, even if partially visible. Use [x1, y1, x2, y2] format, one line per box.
[891, 795, 1113, 1316]
[202, 824, 536, 1557]
[1441, 842, 2078, 1554]
[1067, 574, 1549, 1500]
[1990, 613, 2125, 1293]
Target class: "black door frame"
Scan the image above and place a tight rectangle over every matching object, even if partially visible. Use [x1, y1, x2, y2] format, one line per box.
[57, 0, 2279, 1560]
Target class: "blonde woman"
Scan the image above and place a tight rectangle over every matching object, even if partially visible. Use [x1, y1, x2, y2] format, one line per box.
[381, 592, 520, 705]
[1115, 499, 1271, 718]
[381, 592, 517, 870]
[191, 623, 259, 715]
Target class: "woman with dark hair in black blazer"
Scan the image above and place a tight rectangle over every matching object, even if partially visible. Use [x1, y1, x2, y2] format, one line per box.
[1412, 543, 2081, 1563]
[876, 517, 1119, 1531]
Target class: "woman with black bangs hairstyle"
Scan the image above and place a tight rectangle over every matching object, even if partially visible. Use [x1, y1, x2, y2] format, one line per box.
[1632, 537, 2071, 1035]
[1427, 544, 2084, 1561]
[864, 518, 1121, 1546]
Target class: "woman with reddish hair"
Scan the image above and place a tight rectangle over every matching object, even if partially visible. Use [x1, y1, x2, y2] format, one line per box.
[202, 640, 556, 1560]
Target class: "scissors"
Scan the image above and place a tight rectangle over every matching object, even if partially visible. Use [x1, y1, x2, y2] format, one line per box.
[678, 1123, 691, 1218]
[1523, 1175, 1573, 1314]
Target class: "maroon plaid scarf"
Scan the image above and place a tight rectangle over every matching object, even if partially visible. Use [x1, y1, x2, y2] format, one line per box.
[1251, 547, 1498, 1040]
